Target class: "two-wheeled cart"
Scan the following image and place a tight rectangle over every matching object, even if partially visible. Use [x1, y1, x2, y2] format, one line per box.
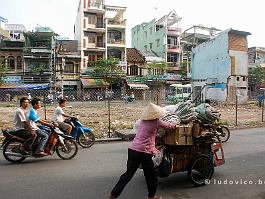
[156, 123, 225, 186]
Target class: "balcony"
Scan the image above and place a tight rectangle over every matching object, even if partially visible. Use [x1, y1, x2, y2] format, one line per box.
[167, 62, 181, 71]
[167, 27, 181, 36]
[107, 20, 126, 29]
[85, 24, 105, 33]
[84, 3, 105, 14]
[107, 39, 125, 47]
[167, 44, 181, 53]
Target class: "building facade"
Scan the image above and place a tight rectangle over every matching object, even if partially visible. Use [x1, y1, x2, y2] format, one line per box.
[191, 29, 251, 103]
[248, 47, 265, 68]
[56, 40, 81, 91]
[131, 10, 182, 74]
[74, 0, 126, 71]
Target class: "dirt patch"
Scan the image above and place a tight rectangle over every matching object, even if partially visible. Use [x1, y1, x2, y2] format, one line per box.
[1, 101, 264, 138]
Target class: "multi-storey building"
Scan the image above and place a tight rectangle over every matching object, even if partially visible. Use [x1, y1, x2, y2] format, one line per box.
[74, 0, 126, 71]
[56, 40, 81, 91]
[0, 24, 26, 83]
[131, 10, 182, 74]
[191, 29, 251, 103]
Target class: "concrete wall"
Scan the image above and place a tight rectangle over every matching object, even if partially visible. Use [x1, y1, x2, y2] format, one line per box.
[191, 31, 230, 83]
[191, 29, 249, 103]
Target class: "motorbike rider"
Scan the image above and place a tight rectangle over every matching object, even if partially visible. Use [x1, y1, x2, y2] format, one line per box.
[13, 97, 37, 153]
[28, 97, 53, 156]
[53, 98, 75, 134]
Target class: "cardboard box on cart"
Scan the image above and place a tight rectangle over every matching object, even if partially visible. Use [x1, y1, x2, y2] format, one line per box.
[164, 123, 193, 145]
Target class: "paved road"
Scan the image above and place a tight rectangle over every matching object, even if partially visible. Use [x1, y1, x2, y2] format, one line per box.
[0, 128, 265, 199]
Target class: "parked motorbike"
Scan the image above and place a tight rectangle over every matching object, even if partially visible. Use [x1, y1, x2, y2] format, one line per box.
[1, 126, 78, 163]
[64, 117, 95, 148]
[199, 120, 230, 143]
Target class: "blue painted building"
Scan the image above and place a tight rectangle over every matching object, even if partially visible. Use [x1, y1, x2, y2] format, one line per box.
[191, 29, 251, 103]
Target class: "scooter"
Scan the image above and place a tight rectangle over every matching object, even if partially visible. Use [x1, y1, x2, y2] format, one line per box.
[65, 117, 95, 148]
[1, 126, 78, 163]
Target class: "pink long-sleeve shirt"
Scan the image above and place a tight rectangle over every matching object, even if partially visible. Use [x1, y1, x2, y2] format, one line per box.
[129, 119, 176, 155]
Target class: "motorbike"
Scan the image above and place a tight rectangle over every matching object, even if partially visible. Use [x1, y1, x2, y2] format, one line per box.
[199, 120, 230, 143]
[64, 117, 95, 148]
[1, 126, 78, 163]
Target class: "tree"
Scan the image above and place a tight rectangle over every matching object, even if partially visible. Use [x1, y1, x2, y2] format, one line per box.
[31, 64, 49, 74]
[179, 61, 188, 78]
[89, 57, 126, 86]
[0, 57, 7, 85]
[249, 65, 265, 85]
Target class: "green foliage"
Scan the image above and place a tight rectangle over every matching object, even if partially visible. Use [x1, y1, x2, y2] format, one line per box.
[88, 57, 126, 85]
[31, 64, 49, 74]
[179, 61, 188, 77]
[249, 65, 265, 85]
[146, 61, 168, 70]
[0, 57, 7, 85]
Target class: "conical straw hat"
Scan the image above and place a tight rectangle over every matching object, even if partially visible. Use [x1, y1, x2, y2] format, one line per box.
[140, 103, 167, 120]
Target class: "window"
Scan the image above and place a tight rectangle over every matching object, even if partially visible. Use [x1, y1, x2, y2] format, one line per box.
[130, 65, 138, 76]
[237, 77, 240, 81]
[108, 31, 122, 42]
[167, 36, 178, 48]
[88, 15, 95, 24]
[167, 53, 179, 62]
[64, 62, 75, 73]
[17, 56, 22, 69]
[149, 43, 153, 50]
[144, 45, 147, 51]
[156, 25, 163, 31]
[156, 39, 160, 47]
[7, 56, 15, 70]
[88, 33, 96, 43]
[83, 18, 86, 29]
[88, 54, 96, 62]
[243, 76, 246, 81]
[83, 39, 86, 48]
[0, 56, 5, 66]
[149, 27, 152, 35]
[108, 49, 122, 59]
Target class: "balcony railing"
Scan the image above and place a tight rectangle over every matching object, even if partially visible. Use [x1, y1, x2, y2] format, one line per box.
[96, 42, 105, 48]
[167, 27, 181, 35]
[96, 23, 104, 28]
[107, 39, 125, 45]
[107, 20, 126, 27]
[167, 44, 181, 49]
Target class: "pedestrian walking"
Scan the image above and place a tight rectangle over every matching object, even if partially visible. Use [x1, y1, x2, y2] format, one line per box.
[109, 103, 176, 199]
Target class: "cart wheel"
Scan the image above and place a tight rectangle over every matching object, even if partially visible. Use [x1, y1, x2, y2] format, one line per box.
[187, 154, 214, 186]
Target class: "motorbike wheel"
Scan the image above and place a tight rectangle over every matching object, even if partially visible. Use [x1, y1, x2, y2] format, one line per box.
[217, 126, 230, 143]
[3, 141, 27, 163]
[56, 138, 78, 160]
[77, 133, 95, 148]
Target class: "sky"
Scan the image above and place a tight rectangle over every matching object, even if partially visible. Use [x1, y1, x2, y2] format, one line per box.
[0, 0, 264, 47]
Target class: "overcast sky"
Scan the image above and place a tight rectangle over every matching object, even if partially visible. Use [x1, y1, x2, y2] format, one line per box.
[0, 0, 264, 47]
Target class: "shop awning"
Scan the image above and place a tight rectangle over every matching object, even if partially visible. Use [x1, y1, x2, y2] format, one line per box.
[81, 78, 109, 88]
[128, 83, 149, 90]
[0, 83, 49, 90]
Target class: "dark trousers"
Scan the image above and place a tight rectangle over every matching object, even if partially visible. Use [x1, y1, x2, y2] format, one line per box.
[17, 129, 36, 149]
[111, 148, 158, 198]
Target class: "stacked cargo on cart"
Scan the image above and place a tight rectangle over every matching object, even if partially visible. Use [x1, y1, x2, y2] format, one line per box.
[154, 101, 225, 186]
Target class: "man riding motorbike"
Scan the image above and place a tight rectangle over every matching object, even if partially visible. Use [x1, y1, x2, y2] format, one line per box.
[13, 97, 37, 153]
[53, 98, 76, 135]
[28, 97, 53, 156]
